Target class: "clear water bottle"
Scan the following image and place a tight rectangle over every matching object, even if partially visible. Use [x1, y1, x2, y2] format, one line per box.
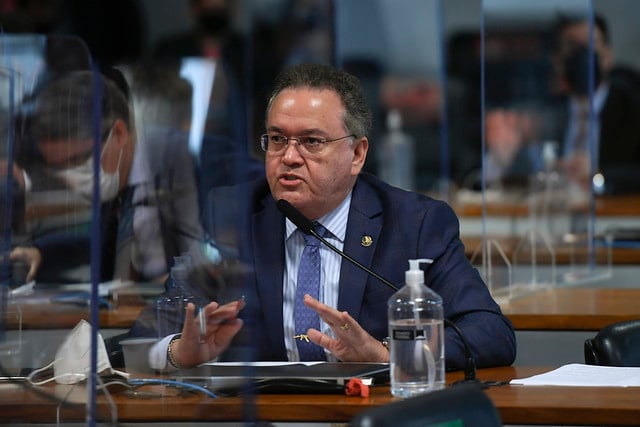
[388, 258, 445, 398]
[156, 256, 194, 337]
[378, 109, 415, 191]
[528, 141, 570, 241]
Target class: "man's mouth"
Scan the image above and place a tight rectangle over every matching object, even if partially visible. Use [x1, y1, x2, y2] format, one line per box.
[280, 173, 301, 183]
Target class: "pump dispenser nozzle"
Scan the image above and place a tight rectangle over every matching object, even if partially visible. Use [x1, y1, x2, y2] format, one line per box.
[405, 258, 434, 288]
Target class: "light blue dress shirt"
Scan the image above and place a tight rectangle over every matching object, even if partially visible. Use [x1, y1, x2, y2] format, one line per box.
[283, 192, 352, 361]
[563, 82, 609, 168]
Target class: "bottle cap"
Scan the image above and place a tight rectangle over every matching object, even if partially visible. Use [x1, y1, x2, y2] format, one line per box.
[387, 109, 402, 131]
[542, 141, 557, 170]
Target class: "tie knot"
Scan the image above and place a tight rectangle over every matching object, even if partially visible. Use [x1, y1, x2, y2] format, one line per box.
[301, 223, 329, 247]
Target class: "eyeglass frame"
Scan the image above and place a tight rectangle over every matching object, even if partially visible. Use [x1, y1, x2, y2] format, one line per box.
[260, 133, 357, 155]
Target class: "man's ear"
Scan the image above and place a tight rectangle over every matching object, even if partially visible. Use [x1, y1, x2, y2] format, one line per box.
[101, 118, 132, 177]
[351, 136, 369, 176]
[109, 119, 130, 149]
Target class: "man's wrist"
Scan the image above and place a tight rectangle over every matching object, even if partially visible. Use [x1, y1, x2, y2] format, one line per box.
[381, 336, 390, 351]
[167, 334, 182, 369]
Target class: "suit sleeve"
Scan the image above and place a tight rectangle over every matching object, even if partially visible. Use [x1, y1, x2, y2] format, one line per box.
[419, 201, 516, 370]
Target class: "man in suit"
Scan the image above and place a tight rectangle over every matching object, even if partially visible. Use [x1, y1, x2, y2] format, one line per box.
[551, 13, 640, 194]
[482, 13, 640, 194]
[144, 63, 516, 372]
[9, 69, 207, 284]
[9, 70, 136, 283]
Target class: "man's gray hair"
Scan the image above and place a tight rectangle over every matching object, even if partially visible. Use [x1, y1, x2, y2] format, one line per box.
[266, 63, 372, 138]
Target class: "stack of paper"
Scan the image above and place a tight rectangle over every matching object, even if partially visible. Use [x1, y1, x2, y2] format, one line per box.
[511, 363, 640, 387]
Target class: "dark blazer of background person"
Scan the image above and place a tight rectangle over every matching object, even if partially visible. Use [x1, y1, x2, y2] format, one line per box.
[129, 125, 207, 279]
[561, 70, 640, 194]
[133, 172, 517, 371]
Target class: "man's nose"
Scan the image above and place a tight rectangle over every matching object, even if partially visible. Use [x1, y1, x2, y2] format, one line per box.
[282, 140, 304, 162]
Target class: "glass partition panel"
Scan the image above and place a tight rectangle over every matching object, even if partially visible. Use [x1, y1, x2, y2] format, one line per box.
[337, 0, 455, 196]
[1, 0, 639, 424]
[0, 34, 105, 423]
[474, 0, 639, 299]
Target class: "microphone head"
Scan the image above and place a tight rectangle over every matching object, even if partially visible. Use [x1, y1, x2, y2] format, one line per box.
[276, 199, 314, 234]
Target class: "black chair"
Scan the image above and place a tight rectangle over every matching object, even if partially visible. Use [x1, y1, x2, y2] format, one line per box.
[584, 319, 640, 366]
[350, 383, 502, 427]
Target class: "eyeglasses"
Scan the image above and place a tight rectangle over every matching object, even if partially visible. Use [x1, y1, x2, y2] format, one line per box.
[260, 133, 356, 155]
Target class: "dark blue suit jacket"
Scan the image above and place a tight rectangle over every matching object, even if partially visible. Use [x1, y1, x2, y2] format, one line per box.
[228, 173, 515, 370]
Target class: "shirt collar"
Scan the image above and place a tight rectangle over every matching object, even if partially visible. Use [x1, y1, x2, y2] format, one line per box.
[569, 82, 610, 116]
[285, 191, 352, 243]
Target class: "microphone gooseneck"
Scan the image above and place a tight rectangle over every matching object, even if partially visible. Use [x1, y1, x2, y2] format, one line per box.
[276, 199, 315, 234]
[275, 198, 501, 387]
[444, 319, 479, 386]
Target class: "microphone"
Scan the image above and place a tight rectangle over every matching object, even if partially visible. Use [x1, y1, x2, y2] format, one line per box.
[275, 199, 491, 387]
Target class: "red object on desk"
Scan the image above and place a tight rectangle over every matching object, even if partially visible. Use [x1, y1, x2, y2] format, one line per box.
[345, 378, 370, 397]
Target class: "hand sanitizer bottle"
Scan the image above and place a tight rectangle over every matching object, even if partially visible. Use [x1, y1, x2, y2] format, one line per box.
[378, 109, 415, 191]
[388, 258, 445, 397]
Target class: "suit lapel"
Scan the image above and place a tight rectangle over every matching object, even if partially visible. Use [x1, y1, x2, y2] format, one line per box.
[252, 196, 287, 354]
[337, 178, 383, 321]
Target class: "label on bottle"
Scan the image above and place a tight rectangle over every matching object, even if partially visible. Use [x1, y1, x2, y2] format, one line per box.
[392, 327, 426, 341]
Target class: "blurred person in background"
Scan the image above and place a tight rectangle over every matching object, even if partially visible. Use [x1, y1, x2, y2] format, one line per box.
[9, 69, 209, 285]
[480, 13, 640, 195]
[9, 70, 136, 284]
[551, 13, 640, 195]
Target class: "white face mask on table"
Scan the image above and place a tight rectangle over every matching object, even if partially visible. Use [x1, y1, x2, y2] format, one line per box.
[27, 319, 128, 385]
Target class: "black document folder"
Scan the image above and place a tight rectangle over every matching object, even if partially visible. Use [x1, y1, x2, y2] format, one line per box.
[172, 362, 390, 394]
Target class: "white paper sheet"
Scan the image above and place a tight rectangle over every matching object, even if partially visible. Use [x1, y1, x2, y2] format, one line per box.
[204, 361, 324, 367]
[510, 363, 640, 387]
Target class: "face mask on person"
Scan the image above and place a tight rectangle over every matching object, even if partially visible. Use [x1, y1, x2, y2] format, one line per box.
[197, 9, 230, 36]
[55, 131, 123, 202]
[563, 46, 602, 96]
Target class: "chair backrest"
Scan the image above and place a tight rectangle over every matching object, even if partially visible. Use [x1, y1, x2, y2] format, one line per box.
[350, 383, 502, 427]
[584, 319, 640, 366]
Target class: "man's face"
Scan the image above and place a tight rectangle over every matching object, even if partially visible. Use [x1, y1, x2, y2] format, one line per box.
[559, 22, 608, 59]
[265, 87, 368, 220]
[37, 120, 133, 187]
[37, 137, 94, 170]
[555, 22, 613, 94]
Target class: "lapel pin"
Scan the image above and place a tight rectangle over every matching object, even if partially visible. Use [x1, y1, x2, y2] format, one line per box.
[361, 235, 373, 247]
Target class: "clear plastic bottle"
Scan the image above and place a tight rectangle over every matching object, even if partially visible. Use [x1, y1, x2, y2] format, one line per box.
[388, 258, 445, 398]
[156, 256, 194, 337]
[529, 141, 570, 241]
[378, 109, 415, 191]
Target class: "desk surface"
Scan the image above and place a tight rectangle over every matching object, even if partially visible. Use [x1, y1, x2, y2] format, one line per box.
[1, 366, 638, 425]
[500, 287, 640, 330]
[6, 304, 145, 330]
[461, 235, 640, 264]
[6, 287, 639, 332]
[456, 193, 640, 264]
[5, 284, 159, 330]
[454, 193, 640, 217]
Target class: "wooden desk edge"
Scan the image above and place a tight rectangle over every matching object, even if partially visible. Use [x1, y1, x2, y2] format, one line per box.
[2, 366, 640, 425]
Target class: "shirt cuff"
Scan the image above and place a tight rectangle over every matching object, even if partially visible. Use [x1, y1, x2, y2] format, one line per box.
[149, 333, 180, 372]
